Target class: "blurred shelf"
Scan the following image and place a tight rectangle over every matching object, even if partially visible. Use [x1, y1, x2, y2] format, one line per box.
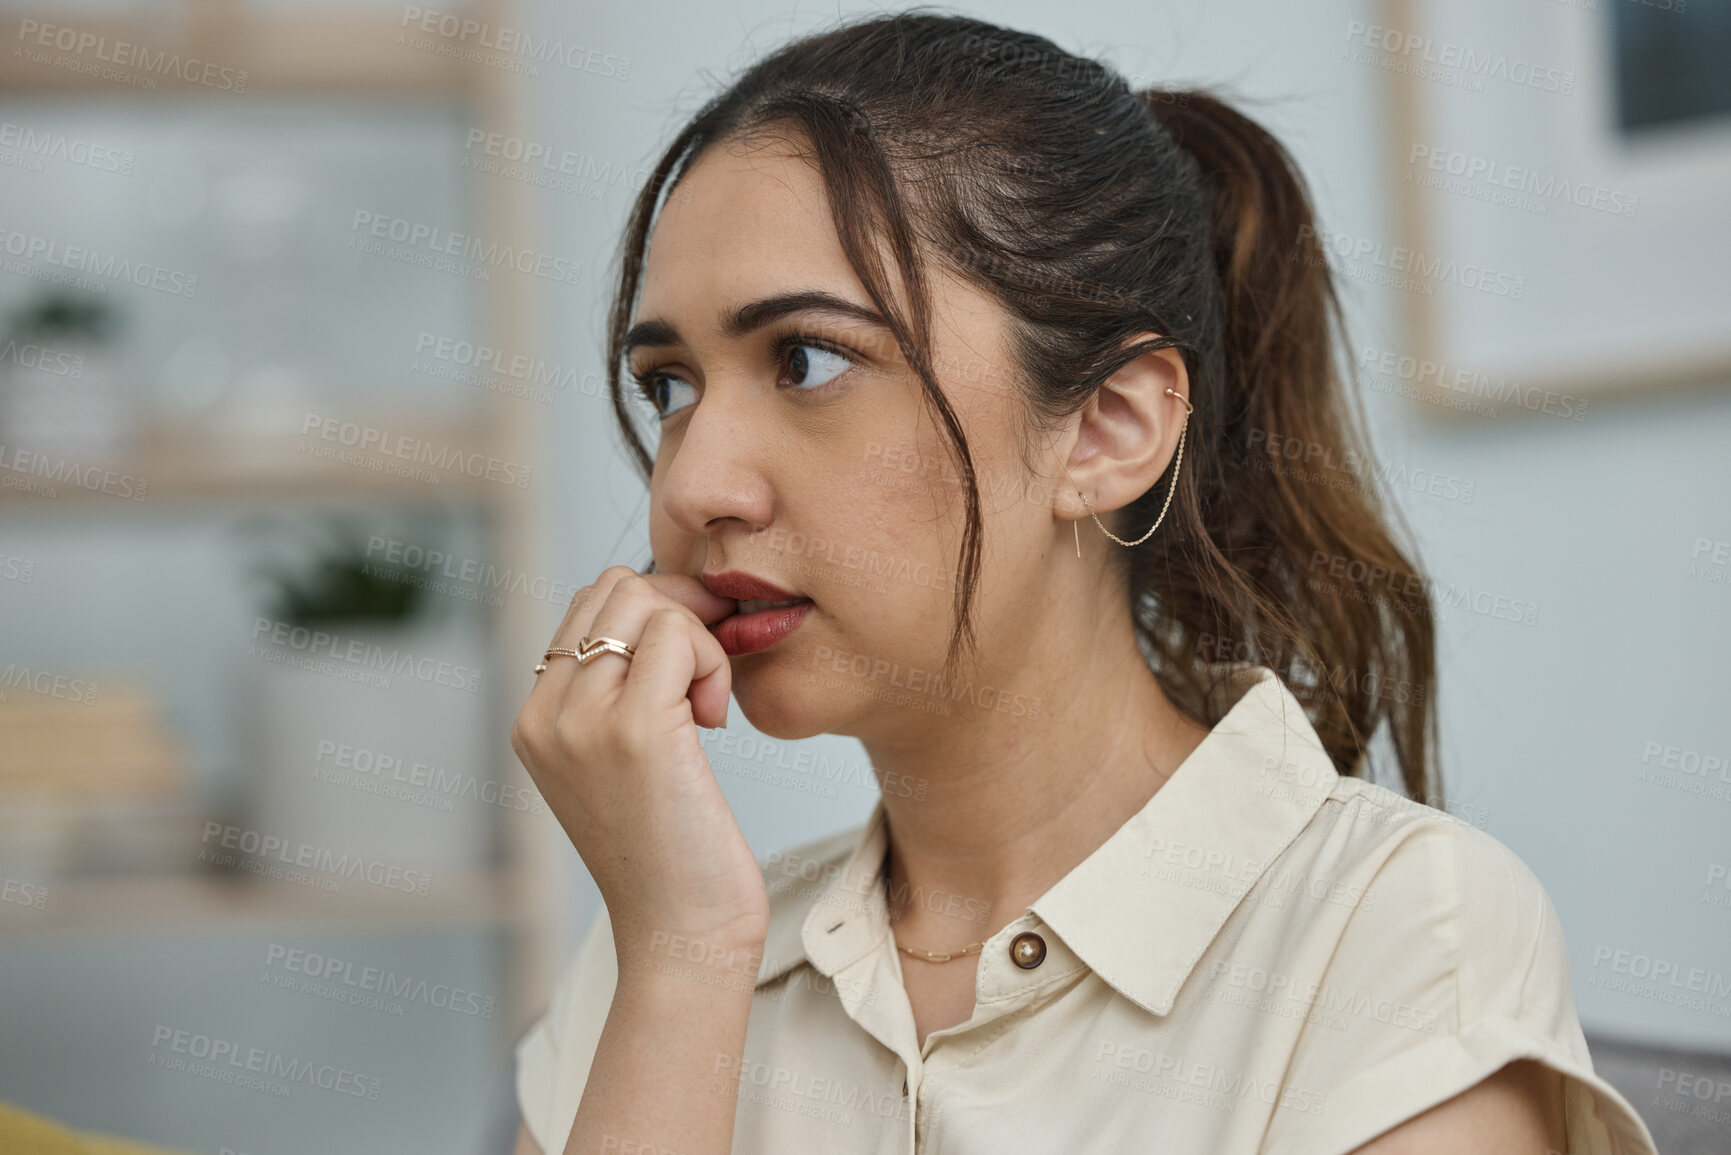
[0, 7, 479, 94]
[0, 867, 518, 938]
[0, 417, 522, 511]
[0, 0, 562, 1025]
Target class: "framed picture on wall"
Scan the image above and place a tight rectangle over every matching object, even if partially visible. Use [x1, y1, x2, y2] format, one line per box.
[1370, 0, 1731, 419]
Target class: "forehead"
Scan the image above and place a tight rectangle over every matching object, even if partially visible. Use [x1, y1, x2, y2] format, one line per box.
[636, 133, 1008, 374]
[641, 134, 865, 321]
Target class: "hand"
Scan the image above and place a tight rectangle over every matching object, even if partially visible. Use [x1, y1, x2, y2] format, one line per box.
[510, 566, 769, 968]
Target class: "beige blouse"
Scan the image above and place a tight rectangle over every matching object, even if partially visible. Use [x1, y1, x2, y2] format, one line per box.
[515, 663, 1658, 1154]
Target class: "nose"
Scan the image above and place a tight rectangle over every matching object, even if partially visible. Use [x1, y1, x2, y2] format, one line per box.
[657, 383, 776, 538]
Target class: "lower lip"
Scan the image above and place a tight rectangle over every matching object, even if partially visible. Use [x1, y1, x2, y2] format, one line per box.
[714, 600, 814, 656]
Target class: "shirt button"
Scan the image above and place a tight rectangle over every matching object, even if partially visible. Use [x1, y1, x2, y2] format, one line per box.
[1009, 931, 1047, 969]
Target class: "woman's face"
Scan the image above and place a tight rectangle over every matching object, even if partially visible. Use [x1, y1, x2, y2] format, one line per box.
[632, 132, 1057, 742]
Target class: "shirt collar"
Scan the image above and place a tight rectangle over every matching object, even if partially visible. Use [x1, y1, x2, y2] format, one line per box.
[755, 663, 1341, 1015]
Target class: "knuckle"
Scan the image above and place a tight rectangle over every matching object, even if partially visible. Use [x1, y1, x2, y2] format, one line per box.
[551, 707, 590, 757]
[648, 605, 686, 629]
[610, 572, 655, 602]
[509, 707, 541, 755]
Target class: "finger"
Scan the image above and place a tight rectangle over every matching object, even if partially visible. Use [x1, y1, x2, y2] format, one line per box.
[634, 571, 739, 627]
[587, 577, 733, 727]
[528, 565, 643, 705]
[616, 606, 733, 731]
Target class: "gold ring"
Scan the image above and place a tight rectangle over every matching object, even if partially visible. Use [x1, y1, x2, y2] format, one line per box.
[576, 635, 637, 665]
[532, 637, 636, 676]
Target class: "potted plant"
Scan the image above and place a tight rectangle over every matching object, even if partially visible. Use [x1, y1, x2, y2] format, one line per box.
[0, 290, 129, 464]
[237, 513, 492, 879]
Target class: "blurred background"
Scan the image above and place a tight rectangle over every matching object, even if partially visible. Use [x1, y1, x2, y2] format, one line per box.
[0, 1, 1725, 1153]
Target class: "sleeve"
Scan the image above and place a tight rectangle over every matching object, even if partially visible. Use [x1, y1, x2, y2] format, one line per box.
[514, 902, 620, 1154]
[1264, 816, 1659, 1155]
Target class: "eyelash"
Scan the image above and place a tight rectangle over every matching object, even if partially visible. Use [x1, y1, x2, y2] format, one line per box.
[629, 329, 861, 418]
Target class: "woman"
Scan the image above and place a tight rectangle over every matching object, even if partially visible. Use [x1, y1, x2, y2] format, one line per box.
[508, 12, 1658, 1155]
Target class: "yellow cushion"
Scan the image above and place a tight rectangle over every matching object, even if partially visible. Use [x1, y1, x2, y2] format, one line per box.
[0, 1100, 197, 1155]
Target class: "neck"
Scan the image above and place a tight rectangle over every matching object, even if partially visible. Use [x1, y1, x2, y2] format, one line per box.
[859, 562, 1211, 956]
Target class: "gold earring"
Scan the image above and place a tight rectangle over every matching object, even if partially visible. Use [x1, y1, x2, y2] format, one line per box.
[1063, 387, 1192, 558]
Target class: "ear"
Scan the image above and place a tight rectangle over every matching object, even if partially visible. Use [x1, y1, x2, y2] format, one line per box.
[1058, 335, 1192, 537]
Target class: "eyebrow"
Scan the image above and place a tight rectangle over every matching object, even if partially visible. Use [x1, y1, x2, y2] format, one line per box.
[623, 290, 890, 358]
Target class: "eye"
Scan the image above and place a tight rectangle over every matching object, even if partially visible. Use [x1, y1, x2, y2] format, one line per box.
[780, 337, 856, 392]
[628, 331, 861, 421]
[630, 368, 697, 420]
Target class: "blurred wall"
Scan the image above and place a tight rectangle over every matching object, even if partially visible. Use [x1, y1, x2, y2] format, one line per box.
[0, 2, 1725, 1152]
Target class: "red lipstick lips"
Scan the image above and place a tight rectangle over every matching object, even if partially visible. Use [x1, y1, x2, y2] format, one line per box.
[702, 570, 814, 656]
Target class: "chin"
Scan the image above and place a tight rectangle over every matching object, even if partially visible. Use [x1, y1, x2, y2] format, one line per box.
[727, 656, 844, 740]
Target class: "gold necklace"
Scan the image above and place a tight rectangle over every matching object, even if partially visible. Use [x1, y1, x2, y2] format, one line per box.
[883, 846, 985, 963]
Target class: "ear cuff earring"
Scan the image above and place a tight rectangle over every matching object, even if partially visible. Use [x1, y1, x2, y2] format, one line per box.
[1062, 386, 1192, 558]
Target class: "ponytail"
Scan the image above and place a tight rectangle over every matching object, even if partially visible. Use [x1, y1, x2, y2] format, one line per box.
[1139, 88, 1438, 802]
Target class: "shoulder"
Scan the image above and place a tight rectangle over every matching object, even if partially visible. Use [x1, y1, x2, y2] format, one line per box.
[1314, 776, 1568, 1019]
[1267, 781, 1661, 1154]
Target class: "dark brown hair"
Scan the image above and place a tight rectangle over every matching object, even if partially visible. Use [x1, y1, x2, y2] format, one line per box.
[606, 11, 1439, 802]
